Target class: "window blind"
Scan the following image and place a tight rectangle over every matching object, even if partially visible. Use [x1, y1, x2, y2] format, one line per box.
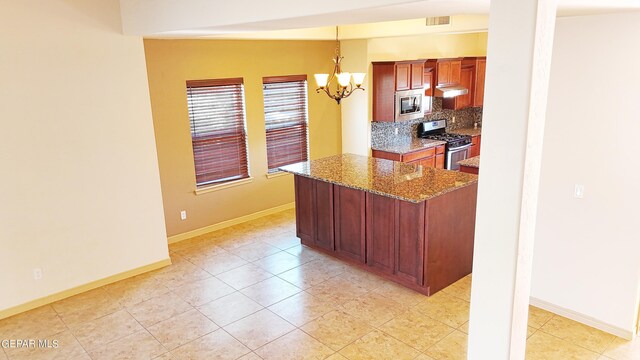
[186, 78, 249, 186]
[262, 75, 309, 173]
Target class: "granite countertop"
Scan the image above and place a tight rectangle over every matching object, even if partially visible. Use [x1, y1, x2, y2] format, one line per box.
[371, 138, 447, 155]
[280, 154, 478, 203]
[450, 127, 482, 136]
[458, 156, 480, 168]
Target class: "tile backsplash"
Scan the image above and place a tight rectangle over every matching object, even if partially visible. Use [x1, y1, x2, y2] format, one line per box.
[371, 97, 483, 149]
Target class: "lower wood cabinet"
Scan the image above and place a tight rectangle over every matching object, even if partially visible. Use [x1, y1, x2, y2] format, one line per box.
[294, 175, 334, 251]
[395, 200, 425, 286]
[365, 193, 424, 286]
[372, 145, 446, 170]
[469, 135, 481, 158]
[334, 185, 366, 262]
[294, 174, 477, 296]
[365, 194, 395, 274]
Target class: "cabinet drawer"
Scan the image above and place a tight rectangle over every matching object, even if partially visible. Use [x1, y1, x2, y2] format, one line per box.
[435, 145, 445, 154]
[402, 147, 435, 162]
[372, 150, 402, 162]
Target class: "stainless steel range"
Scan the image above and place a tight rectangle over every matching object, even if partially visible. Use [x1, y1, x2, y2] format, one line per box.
[417, 120, 471, 171]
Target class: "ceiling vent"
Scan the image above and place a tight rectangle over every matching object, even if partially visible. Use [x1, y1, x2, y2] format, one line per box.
[426, 16, 451, 26]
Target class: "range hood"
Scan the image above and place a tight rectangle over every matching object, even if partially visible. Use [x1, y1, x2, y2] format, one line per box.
[434, 85, 468, 98]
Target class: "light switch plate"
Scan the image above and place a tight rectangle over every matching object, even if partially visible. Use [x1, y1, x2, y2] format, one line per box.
[574, 184, 584, 199]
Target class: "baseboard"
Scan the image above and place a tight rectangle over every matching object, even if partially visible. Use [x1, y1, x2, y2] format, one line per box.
[530, 296, 635, 340]
[167, 202, 295, 244]
[0, 258, 172, 321]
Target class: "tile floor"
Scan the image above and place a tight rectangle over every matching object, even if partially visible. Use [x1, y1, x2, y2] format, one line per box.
[1, 209, 638, 359]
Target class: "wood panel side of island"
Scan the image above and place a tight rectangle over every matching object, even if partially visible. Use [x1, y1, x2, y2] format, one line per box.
[424, 182, 478, 294]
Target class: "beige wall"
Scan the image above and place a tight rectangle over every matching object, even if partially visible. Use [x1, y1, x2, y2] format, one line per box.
[0, 0, 168, 312]
[532, 12, 640, 337]
[144, 39, 342, 237]
[366, 32, 487, 61]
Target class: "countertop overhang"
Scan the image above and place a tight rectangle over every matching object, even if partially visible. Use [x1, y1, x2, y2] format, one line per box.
[280, 154, 478, 203]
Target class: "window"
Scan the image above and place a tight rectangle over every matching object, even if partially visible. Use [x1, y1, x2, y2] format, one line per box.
[262, 75, 309, 174]
[186, 78, 249, 187]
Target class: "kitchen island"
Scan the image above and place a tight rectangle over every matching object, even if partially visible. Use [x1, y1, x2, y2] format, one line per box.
[280, 154, 478, 296]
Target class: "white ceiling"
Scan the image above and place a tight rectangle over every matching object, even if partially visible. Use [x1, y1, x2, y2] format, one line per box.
[119, 0, 640, 38]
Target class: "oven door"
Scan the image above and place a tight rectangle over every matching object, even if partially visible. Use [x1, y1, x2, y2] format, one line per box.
[447, 144, 471, 170]
[395, 90, 423, 121]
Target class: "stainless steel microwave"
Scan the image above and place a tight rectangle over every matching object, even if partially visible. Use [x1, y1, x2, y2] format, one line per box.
[395, 89, 424, 121]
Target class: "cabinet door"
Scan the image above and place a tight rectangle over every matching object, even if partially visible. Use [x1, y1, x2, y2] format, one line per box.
[411, 62, 424, 89]
[294, 175, 314, 246]
[408, 156, 435, 168]
[469, 135, 480, 158]
[437, 61, 451, 86]
[372, 63, 396, 122]
[474, 59, 486, 107]
[365, 193, 395, 273]
[435, 154, 445, 169]
[314, 180, 335, 251]
[334, 185, 366, 262]
[395, 64, 411, 91]
[395, 201, 425, 285]
[450, 60, 462, 85]
[458, 67, 473, 109]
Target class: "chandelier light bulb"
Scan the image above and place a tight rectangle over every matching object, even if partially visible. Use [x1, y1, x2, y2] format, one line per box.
[314, 73, 329, 88]
[337, 72, 351, 87]
[352, 73, 366, 87]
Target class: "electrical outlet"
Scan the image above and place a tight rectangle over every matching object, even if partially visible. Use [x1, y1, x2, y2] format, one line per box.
[394, 127, 399, 135]
[33, 268, 43, 280]
[452, 116, 456, 124]
[574, 184, 585, 199]
[180, 210, 187, 220]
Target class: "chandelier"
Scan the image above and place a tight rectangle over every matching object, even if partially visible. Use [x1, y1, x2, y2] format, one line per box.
[314, 27, 366, 104]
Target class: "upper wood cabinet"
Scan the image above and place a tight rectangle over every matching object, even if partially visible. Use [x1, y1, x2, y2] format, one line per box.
[395, 62, 424, 90]
[372, 61, 426, 122]
[411, 62, 424, 89]
[473, 58, 486, 107]
[442, 66, 473, 110]
[437, 59, 462, 86]
[395, 63, 411, 90]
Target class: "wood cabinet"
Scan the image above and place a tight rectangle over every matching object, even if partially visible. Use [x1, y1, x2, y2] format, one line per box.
[456, 57, 487, 108]
[395, 63, 411, 90]
[293, 174, 478, 296]
[294, 176, 334, 251]
[469, 135, 481, 158]
[437, 59, 462, 86]
[443, 66, 473, 110]
[411, 62, 424, 89]
[435, 145, 445, 169]
[371, 145, 445, 170]
[365, 194, 396, 274]
[395, 200, 425, 285]
[395, 62, 425, 90]
[334, 185, 366, 262]
[373, 61, 426, 121]
[474, 58, 486, 107]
